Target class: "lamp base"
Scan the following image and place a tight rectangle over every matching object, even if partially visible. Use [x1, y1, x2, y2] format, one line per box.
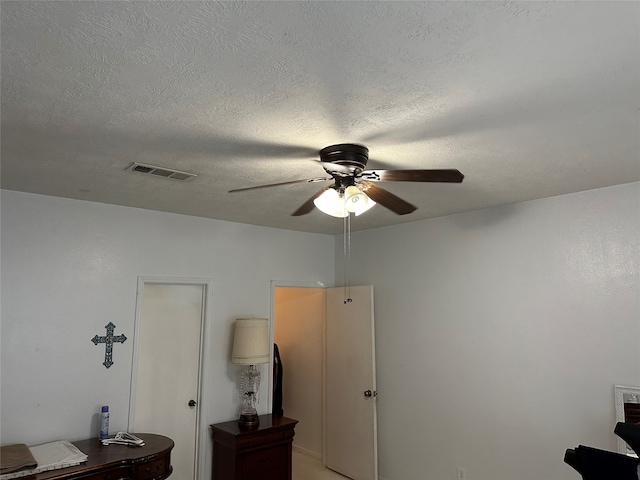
[238, 411, 260, 427]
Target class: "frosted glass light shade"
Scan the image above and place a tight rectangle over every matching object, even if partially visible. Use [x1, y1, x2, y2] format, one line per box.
[313, 188, 348, 218]
[344, 185, 376, 216]
[354, 198, 376, 216]
[231, 318, 270, 365]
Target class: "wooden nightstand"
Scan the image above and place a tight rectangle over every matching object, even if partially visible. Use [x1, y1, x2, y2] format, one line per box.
[211, 415, 298, 480]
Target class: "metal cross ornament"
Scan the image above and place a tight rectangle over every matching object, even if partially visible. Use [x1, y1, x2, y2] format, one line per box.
[91, 322, 127, 368]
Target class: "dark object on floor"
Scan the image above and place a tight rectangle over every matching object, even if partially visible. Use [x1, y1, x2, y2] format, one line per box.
[615, 422, 640, 456]
[563, 445, 638, 480]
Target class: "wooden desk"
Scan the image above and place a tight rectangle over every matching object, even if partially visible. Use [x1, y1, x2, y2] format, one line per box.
[211, 415, 297, 480]
[25, 433, 173, 480]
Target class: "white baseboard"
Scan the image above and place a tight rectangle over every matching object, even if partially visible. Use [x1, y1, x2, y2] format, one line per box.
[292, 444, 322, 461]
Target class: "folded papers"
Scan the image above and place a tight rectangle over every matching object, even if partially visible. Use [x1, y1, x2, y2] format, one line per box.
[0, 440, 87, 479]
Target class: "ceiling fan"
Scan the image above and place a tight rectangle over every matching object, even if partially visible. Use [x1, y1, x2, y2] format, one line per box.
[228, 143, 464, 217]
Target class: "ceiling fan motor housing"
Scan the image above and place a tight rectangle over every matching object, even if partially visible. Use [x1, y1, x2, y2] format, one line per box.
[320, 144, 369, 175]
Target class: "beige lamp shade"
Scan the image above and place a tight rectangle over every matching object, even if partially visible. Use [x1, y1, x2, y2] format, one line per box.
[231, 318, 270, 365]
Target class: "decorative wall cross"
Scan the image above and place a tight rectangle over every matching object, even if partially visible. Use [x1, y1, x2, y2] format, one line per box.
[91, 322, 127, 368]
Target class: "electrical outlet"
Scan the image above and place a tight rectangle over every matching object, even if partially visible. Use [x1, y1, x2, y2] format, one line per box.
[457, 466, 467, 480]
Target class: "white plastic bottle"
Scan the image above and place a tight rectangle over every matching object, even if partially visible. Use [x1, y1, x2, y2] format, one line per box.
[99, 406, 109, 440]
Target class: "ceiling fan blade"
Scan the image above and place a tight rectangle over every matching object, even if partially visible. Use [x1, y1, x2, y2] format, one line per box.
[291, 185, 333, 216]
[229, 177, 331, 193]
[360, 169, 464, 183]
[359, 181, 417, 215]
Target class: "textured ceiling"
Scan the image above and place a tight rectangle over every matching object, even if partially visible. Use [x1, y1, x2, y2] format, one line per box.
[1, 1, 638, 234]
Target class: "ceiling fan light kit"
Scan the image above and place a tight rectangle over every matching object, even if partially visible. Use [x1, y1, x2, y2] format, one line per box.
[313, 184, 376, 218]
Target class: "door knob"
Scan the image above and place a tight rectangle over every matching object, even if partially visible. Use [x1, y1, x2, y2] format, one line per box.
[188, 399, 197, 407]
[364, 390, 378, 398]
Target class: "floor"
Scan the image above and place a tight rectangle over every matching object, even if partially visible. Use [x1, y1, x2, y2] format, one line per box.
[292, 450, 350, 480]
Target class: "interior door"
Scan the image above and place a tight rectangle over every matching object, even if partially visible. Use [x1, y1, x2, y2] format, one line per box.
[325, 285, 378, 480]
[130, 283, 205, 480]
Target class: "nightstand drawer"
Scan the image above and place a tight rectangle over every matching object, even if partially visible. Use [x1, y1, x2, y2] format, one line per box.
[249, 466, 288, 480]
[242, 446, 286, 475]
[236, 429, 294, 449]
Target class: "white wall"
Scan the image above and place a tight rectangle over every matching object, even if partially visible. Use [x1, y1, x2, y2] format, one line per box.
[0, 190, 334, 477]
[274, 287, 325, 457]
[3, 183, 639, 480]
[340, 182, 640, 480]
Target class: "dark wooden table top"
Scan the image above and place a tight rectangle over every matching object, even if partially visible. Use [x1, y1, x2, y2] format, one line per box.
[211, 415, 298, 437]
[22, 433, 173, 479]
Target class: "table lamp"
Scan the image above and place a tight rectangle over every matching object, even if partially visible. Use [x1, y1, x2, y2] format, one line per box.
[231, 318, 270, 427]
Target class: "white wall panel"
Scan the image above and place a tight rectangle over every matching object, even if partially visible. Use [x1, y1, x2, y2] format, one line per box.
[338, 182, 640, 480]
[0, 191, 334, 478]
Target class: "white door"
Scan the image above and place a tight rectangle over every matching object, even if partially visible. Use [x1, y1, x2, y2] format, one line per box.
[324, 285, 378, 480]
[131, 283, 205, 480]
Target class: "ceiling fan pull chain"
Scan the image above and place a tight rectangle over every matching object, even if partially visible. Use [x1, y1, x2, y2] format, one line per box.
[344, 212, 352, 304]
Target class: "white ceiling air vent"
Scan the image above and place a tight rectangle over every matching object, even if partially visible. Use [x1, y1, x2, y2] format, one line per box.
[129, 162, 198, 181]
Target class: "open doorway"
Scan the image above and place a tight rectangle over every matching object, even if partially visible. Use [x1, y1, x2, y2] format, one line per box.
[271, 283, 378, 479]
[272, 285, 326, 459]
